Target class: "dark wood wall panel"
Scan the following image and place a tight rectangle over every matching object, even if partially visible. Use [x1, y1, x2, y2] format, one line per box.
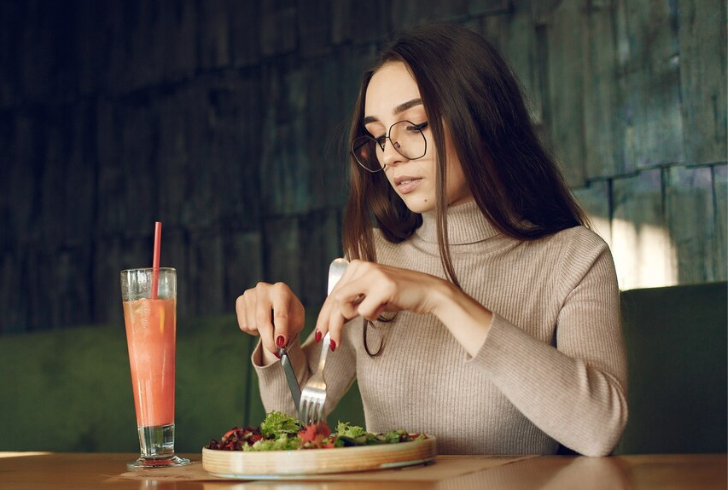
[0, 0, 725, 333]
[678, 0, 728, 165]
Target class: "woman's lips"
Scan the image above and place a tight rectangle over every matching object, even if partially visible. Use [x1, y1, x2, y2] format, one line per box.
[394, 177, 423, 194]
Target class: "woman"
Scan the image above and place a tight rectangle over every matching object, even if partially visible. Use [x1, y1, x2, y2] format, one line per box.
[236, 24, 627, 456]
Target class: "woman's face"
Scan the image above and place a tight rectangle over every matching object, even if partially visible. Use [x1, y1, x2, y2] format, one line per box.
[363, 61, 473, 213]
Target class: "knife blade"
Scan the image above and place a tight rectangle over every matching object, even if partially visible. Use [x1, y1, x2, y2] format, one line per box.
[278, 346, 301, 412]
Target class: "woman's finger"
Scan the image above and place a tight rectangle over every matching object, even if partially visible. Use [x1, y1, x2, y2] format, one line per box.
[243, 288, 259, 337]
[316, 260, 387, 351]
[326, 299, 347, 352]
[314, 296, 332, 344]
[270, 282, 304, 348]
[235, 293, 250, 333]
[354, 293, 387, 321]
[330, 287, 361, 320]
[254, 284, 277, 355]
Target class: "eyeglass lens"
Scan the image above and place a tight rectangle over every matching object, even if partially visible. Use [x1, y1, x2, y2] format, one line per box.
[352, 121, 427, 172]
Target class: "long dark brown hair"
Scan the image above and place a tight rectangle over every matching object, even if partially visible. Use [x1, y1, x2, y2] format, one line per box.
[342, 24, 589, 354]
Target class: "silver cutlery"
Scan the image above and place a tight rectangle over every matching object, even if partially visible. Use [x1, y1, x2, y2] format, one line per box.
[278, 346, 301, 413]
[298, 258, 348, 425]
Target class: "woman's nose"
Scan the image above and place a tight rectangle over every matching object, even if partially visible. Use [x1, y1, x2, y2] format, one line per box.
[380, 139, 406, 168]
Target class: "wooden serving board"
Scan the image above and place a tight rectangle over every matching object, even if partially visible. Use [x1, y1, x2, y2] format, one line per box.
[202, 437, 437, 478]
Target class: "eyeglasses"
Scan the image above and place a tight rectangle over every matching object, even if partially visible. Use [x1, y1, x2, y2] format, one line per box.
[351, 120, 428, 173]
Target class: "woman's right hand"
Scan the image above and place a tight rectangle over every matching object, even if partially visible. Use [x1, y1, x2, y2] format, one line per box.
[235, 282, 305, 358]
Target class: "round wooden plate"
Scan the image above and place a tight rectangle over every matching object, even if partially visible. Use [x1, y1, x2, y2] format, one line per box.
[202, 436, 437, 478]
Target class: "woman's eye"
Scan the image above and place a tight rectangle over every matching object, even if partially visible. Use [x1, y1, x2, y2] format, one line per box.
[375, 136, 387, 145]
[407, 122, 428, 132]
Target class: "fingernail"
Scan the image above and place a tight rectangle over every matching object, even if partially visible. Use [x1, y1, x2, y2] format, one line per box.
[330, 339, 337, 352]
[274, 351, 281, 359]
[276, 335, 286, 349]
[315, 330, 322, 343]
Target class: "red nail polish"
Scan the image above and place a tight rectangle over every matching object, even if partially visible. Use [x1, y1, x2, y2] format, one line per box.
[330, 339, 337, 352]
[274, 351, 281, 359]
[315, 330, 322, 343]
[276, 335, 285, 349]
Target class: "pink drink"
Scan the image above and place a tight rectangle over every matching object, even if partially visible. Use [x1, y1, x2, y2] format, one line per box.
[121, 266, 188, 468]
[123, 298, 176, 427]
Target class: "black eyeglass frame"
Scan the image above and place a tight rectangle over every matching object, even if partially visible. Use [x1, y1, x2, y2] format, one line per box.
[350, 120, 429, 173]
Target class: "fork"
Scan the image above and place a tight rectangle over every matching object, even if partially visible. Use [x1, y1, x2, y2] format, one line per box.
[298, 258, 348, 426]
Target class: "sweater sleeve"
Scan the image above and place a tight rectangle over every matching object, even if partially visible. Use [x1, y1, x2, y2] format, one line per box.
[251, 326, 359, 418]
[469, 239, 628, 456]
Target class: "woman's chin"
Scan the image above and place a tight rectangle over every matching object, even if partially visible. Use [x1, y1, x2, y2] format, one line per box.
[399, 195, 436, 214]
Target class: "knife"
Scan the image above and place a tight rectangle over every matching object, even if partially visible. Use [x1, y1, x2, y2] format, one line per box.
[278, 346, 301, 412]
[277, 258, 348, 416]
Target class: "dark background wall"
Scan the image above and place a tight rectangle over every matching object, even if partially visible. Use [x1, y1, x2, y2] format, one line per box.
[0, 0, 725, 334]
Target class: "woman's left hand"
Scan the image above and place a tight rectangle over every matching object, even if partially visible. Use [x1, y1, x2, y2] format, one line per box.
[314, 259, 450, 350]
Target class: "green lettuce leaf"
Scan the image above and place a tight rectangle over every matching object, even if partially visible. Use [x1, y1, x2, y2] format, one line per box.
[259, 411, 303, 439]
[335, 421, 368, 439]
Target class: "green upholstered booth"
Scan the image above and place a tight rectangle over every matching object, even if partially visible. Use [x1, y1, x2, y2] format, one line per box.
[0, 311, 364, 453]
[1, 283, 725, 454]
[614, 282, 727, 454]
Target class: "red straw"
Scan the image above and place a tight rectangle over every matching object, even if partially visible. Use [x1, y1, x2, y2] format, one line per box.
[151, 222, 162, 300]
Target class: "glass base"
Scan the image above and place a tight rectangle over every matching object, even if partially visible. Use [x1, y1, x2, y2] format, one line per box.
[127, 423, 190, 470]
[127, 454, 190, 469]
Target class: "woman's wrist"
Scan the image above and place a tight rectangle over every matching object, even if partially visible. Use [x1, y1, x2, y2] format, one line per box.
[430, 278, 493, 356]
[430, 277, 460, 318]
[436, 277, 494, 316]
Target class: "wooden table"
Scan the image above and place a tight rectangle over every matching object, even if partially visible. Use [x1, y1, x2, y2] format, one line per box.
[0, 452, 725, 490]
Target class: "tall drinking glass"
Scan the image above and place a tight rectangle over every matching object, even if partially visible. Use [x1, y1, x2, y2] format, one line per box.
[121, 267, 189, 469]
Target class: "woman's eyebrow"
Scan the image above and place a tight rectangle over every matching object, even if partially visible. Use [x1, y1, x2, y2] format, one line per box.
[362, 98, 423, 125]
[393, 98, 423, 114]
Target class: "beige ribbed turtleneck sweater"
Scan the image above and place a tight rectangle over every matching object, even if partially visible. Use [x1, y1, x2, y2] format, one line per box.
[252, 201, 628, 456]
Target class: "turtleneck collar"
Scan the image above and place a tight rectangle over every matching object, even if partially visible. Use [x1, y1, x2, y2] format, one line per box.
[415, 200, 500, 244]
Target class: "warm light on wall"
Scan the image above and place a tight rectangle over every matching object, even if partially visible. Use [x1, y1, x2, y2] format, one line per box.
[610, 219, 677, 291]
[586, 215, 679, 291]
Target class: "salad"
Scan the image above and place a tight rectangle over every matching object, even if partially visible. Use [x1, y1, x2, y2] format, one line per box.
[207, 411, 426, 451]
